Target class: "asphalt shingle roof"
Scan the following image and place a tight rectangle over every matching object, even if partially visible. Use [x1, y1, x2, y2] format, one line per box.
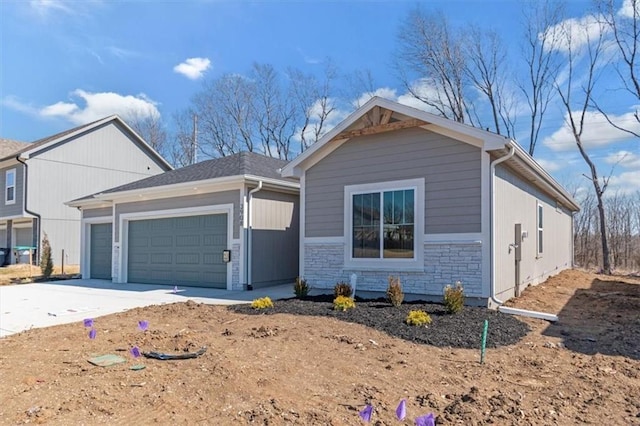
[0, 138, 30, 158]
[99, 151, 291, 195]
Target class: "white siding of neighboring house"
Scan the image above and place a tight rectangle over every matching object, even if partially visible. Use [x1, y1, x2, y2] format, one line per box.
[493, 164, 573, 300]
[26, 121, 168, 265]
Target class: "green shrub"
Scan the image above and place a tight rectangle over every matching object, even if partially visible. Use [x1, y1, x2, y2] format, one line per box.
[386, 276, 404, 307]
[251, 297, 274, 310]
[293, 276, 310, 298]
[333, 281, 353, 298]
[40, 232, 53, 279]
[333, 295, 355, 311]
[443, 281, 465, 314]
[406, 310, 432, 326]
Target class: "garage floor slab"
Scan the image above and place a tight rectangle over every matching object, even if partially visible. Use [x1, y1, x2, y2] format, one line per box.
[0, 279, 295, 337]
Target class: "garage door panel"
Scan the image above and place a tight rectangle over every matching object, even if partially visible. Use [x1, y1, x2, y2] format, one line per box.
[127, 214, 227, 288]
[90, 223, 112, 280]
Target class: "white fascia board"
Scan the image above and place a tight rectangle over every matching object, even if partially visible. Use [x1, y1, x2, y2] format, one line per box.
[66, 198, 112, 209]
[242, 174, 300, 190]
[508, 142, 580, 212]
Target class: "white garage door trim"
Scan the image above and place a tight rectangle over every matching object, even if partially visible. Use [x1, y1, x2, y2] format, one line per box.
[80, 216, 113, 279]
[117, 204, 234, 290]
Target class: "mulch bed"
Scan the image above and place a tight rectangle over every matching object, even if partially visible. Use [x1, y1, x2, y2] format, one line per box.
[229, 295, 530, 349]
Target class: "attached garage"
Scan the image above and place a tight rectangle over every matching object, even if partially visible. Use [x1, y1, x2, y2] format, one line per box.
[127, 214, 228, 288]
[90, 223, 112, 279]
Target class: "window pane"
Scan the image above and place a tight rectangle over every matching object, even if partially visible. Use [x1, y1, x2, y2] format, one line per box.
[538, 230, 543, 254]
[6, 172, 14, 186]
[538, 205, 543, 228]
[6, 187, 14, 201]
[382, 189, 414, 258]
[383, 191, 393, 224]
[353, 192, 380, 258]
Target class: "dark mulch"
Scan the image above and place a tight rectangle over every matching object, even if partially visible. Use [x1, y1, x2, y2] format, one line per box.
[228, 295, 530, 349]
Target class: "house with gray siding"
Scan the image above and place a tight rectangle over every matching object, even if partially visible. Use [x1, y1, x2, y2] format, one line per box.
[68, 152, 299, 291]
[0, 117, 172, 267]
[281, 97, 580, 307]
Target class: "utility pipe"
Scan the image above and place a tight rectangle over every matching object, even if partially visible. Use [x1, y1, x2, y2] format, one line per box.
[246, 181, 263, 290]
[16, 156, 41, 265]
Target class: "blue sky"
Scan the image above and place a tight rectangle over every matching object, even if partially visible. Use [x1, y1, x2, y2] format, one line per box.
[1, 0, 638, 196]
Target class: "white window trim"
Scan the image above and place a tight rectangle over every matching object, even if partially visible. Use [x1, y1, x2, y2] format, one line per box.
[344, 178, 425, 271]
[537, 202, 544, 258]
[5, 169, 16, 205]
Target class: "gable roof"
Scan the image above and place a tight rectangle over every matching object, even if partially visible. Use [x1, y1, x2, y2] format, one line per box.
[0, 138, 30, 158]
[100, 151, 290, 195]
[0, 115, 173, 170]
[68, 151, 297, 207]
[281, 96, 579, 212]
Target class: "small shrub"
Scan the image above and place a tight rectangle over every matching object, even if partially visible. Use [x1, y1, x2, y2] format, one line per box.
[443, 281, 465, 314]
[40, 232, 54, 279]
[386, 276, 404, 307]
[333, 295, 355, 311]
[334, 281, 353, 298]
[406, 310, 432, 326]
[293, 276, 310, 298]
[251, 297, 274, 310]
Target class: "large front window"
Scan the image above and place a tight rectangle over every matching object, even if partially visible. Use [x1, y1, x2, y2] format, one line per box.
[352, 188, 415, 259]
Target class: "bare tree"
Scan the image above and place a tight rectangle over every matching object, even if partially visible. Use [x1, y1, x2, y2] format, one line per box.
[126, 109, 168, 157]
[395, 9, 468, 123]
[170, 110, 198, 168]
[554, 14, 613, 274]
[289, 62, 338, 152]
[595, 0, 640, 137]
[519, 0, 565, 156]
[463, 26, 517, 137]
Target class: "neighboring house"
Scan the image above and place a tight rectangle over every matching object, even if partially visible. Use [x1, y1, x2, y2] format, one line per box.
[67, 152, 299, 291]
[0, 116, 172, 267]
[281, 97, 580, 306]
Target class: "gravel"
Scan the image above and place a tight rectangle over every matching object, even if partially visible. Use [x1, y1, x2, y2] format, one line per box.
[229, 295, 530, 349]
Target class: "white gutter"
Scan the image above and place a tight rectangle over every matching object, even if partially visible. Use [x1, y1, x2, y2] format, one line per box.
[246, 181, 263, 290]
[489, 143, 559, 322]
[489, 144, 515, 307]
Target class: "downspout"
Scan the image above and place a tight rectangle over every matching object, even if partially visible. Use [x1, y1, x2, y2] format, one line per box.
[489, 144, 515, 307]
[489, 145, 559, 322]
[246, 181, 263, 291]
[16, 156, 41, 265]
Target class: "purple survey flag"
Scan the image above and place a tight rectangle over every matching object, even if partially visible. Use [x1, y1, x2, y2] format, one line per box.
[83, 318, 94, 328]
[138, 320, 149, 331]
[415, 413, 435, 426]
[359, 405, 373, 422]
[396, 399, 407, 421]
[130, 346, 141, 358]
[88, 328, 97, 340]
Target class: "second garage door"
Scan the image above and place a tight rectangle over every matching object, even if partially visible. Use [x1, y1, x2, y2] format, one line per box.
[127, 214, 228, 288]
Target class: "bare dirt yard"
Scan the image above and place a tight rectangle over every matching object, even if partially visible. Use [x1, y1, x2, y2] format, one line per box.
[0, 269, 638, 425]
[0, 264, 80, 286]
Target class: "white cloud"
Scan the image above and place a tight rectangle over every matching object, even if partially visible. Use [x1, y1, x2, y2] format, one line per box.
[352, 87, 397, 108]
[542, 109, 640, 151]
[604, 150, 640, 168]
[173, 57, 211, 80]
[30, 0, 74, 15]
[605, 169, 640, 194]
[619, 0, 639, 18]
[535, 158, 563, 173]
[542, 14, 608, 53]
[396, 79, 445, 115]
[5, 90, 160, 125]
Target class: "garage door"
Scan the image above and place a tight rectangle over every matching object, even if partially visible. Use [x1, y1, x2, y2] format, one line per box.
[90, 223, 112, 279]
[127, 214, 227, 288]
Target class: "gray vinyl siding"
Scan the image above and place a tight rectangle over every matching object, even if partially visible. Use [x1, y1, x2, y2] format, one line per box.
[83, 207, 112, 219]
[305, 127, 481, 237]
[114, 190, 240, 242]
[494, 164, 573, 300]
[0, 163, 24, 218]
[26, 120, 168, 265]
[250, 190, 299, 287]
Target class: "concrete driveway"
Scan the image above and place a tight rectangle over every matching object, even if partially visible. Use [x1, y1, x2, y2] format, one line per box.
[0, 279, 295, 337]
